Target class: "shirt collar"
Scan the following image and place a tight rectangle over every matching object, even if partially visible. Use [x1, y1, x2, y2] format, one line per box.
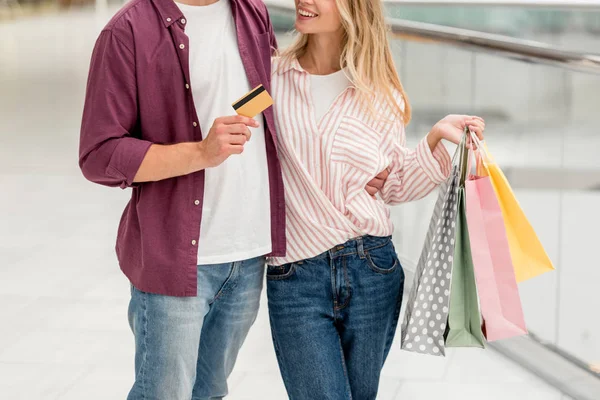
[276, 57, 355, 90]
[152, 0, 184, 27]
[275, 57, 306, 75]
[153, 0, 237, 28]
[275, 57, 353, 81]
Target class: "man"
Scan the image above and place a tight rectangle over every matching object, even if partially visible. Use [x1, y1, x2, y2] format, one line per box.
[79, 0, 388, 398]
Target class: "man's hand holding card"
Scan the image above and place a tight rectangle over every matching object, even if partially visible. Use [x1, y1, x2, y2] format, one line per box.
[232, 84, 273, 118]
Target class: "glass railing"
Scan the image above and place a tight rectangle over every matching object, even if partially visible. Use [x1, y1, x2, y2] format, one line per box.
[388, 35, 600, 386]
[268, 1, 600, 396]
[385, 3, 600, 53]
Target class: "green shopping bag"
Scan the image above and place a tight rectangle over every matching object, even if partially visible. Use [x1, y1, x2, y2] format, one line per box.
[445, 129, 486, 348]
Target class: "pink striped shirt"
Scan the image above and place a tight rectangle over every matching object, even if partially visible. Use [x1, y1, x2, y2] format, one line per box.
[269, 58, 452, 266]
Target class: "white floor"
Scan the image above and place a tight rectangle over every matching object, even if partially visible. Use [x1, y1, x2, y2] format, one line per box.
[0, 6, 581, 400]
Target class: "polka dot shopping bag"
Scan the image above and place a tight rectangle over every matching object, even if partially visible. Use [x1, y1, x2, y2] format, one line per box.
[401, 131, 485, 356]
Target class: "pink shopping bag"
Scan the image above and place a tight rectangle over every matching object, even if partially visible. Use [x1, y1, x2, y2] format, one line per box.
[465, 147, 527, 342]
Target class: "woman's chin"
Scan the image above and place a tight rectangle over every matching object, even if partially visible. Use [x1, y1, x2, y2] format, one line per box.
[294, 22, 308, 34]
[295, 20, 319, 34]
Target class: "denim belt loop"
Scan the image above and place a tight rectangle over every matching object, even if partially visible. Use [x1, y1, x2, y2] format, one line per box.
[357, 236, 365, 259]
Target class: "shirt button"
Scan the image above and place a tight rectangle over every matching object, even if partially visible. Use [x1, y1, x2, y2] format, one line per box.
[185, 84, 190, 89]
[181, 18, 186, 24]
[166, 17, 171, 22]
[194, 200, 200, 205]
[192, 240, 197, 246]
[179, 44, 185, 50]
[193, 122, 198, 127]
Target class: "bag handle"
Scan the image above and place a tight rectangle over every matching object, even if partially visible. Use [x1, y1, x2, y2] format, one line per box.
[459, 127, 470, 186]
[468, 128, 494, 166]
[451, 133, 464, 167]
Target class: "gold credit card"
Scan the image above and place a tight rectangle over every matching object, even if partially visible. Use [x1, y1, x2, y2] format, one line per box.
[232, 84, 273, 118]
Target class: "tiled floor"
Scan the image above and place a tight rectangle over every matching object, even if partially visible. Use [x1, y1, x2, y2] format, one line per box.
[0, 289, 569, 399]
[0, 5, 588, 400]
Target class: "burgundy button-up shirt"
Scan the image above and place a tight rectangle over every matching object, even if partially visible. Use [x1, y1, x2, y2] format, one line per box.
[79, 0, 285, 296]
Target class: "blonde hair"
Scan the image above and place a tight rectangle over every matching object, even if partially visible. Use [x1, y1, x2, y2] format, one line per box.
[279, 0, 411, 124]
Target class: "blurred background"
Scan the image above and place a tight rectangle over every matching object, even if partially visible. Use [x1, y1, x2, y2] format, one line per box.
[1, 0, 599, 399]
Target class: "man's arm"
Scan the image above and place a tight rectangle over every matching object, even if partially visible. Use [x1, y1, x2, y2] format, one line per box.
[79, 30, 151, 189]
[366, 169, 390, 198]
[133, 116, 258, 183]
[79, 30, 256, 187]
[133, 143, 207, 183]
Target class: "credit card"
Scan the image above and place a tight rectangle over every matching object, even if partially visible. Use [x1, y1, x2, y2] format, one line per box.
[232, 84, 273, 118]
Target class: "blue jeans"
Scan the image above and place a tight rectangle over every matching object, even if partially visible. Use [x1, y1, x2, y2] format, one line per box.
[127, 257, 265, 400]
[267, 236, 405, 400]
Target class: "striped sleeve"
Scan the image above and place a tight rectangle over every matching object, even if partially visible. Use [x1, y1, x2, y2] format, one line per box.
[416, 135, 452, 184]
[380, 122, 452, 205]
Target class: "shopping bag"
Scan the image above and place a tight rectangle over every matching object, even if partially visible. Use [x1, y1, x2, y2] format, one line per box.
[401, 143, 462, 356]
[472, 135, 554, 282]
[445, 132, 486, 348]
[465, 135, 527, 341]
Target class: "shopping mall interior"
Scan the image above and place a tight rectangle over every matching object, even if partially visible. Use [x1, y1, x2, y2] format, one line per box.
[1, 0, 599, 398]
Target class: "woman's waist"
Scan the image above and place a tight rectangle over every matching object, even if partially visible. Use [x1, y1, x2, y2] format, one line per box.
[269, 217, 393, 265]
[269, 234, 394, 266]
[284, 186, 392, 228]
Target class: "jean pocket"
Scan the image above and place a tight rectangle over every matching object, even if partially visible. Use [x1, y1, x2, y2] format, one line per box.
[266, 263, 297, 281]
[365, 243, 400, 274]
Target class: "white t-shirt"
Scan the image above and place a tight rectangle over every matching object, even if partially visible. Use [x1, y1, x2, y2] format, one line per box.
[310, 70, 351, 122]
[177, 0, 272, 265]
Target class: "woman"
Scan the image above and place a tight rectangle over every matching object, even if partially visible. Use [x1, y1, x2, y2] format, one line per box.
[267, 0, 485, 399]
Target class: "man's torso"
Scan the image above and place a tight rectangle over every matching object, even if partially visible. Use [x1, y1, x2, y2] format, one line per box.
[86, 0, 285, 295]
[178, 0, 272, 264]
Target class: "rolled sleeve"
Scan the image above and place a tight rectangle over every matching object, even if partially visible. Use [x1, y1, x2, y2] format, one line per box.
[379, 169, 403, 204]
[416, 136, 452, 185]
[380, 124, 453, 205]
[106, 137, 153, 189]
[79, 29, 151, 189]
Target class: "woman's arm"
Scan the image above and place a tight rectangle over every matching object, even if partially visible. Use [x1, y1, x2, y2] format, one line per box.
[427, 114, 485, 152]
[379, 115, 485, 205]
[379, 129, 451, 205]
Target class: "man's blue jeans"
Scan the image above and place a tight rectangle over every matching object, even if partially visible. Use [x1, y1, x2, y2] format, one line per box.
[267, 236, 405, 400]
[127, 256, 265, 400]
